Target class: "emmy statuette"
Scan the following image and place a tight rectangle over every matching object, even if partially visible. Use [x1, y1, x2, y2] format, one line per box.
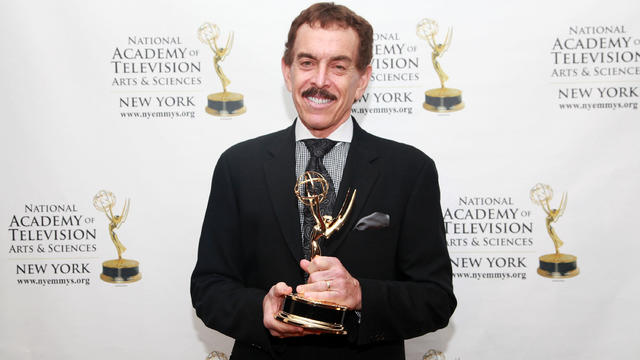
[93, 190, 141, 283]
[530, 183, 579, 278]
[417, 18, 464, 112]
[275, 171, 356, 334]
[198, 23, 246, 116]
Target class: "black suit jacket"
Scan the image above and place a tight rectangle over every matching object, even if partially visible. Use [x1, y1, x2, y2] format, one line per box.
[191, 120, 456, 359]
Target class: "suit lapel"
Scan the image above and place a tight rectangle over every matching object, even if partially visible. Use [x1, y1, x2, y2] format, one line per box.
[325, 120, 380, 256]
[263, 123, 304, 263]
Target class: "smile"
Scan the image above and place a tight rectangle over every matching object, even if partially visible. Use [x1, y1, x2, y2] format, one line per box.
[307, 96, 333, 105]
[301, 87, 337, 107]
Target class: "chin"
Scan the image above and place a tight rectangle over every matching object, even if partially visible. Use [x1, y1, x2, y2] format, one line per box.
[301, 120, 331, 132]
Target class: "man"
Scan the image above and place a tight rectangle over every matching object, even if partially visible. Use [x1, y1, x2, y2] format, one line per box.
[191, 3, 456, 359]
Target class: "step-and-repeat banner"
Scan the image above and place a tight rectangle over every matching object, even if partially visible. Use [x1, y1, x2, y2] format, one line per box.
[1, 0, 639, 359]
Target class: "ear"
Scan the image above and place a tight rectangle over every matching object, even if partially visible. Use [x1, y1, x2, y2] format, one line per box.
[281, 57, 293, 92]
[354, 64, 372, 100]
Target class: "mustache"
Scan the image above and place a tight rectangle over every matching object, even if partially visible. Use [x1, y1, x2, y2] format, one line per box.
[301, 87, 337, 100]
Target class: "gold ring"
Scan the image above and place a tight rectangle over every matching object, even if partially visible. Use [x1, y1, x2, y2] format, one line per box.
[326, 280, 331, 290]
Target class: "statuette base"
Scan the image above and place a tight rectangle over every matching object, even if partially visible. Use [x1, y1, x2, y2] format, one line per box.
[275, 294, 348, 335]
[205, 92, 246, 116]
[423, 88, 464, 112]
[537, 253, 579, 278]
[100, 259, 141, 283]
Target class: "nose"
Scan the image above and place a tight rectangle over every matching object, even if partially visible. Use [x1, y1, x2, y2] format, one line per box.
[311, 63, 329, 88]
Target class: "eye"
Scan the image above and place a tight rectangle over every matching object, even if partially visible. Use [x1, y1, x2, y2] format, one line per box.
[332, 61, 349, 71]
[299, 59, 314, 68]
[332, 63, 349, 73]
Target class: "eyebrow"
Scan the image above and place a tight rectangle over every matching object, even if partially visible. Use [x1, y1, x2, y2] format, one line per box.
[296, 52, 353, 63]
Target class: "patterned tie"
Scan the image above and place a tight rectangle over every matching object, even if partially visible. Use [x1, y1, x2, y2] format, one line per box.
[301, 139, 337, 260]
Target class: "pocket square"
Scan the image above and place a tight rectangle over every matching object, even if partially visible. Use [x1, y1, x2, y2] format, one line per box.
[354, 212, 390, 231]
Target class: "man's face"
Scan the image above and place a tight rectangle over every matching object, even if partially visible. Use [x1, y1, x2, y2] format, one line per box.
[282, 23, 372, 137]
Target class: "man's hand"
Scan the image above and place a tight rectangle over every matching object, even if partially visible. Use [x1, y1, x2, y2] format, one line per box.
[262, 282, 304, 338]
[297, 256, 362, 310]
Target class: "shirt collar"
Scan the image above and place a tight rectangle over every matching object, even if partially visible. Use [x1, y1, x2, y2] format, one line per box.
[294, 116, 353, 143]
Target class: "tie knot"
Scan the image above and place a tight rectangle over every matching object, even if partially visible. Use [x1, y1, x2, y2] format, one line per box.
[302, 139, 337, 158]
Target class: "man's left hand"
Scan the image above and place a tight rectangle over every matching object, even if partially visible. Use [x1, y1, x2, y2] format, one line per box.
[297, 256, 362, 310]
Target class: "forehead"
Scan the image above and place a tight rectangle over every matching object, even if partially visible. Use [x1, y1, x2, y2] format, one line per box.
[292, 23, 359, 59]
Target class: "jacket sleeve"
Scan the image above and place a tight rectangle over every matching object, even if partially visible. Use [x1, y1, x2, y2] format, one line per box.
[355, 158, 456, 344]
[190, 154, 271, 351]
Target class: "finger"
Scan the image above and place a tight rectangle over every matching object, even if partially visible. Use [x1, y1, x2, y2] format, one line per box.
[299, 290, 337, 305]
[268, 316, 302, 333]
[309, 275, 353, 293]
[272, 282, 292, 297]
[300, 258, 334, 276]
[296, 277, 334, 294]
[266, 316, 304, 338]
[301, 258, 340, 277]
[307, 256, 336, 273]
[299, 259, 311, 273]
[307, 269, 335, 284]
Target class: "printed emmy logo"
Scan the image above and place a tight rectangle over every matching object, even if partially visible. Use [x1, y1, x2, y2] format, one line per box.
[530, 184, 579, 278]
[93, 190, 141, 283]
[198, 23, 246, 116]
[416, 18, 464, 112]
[206, 350, 228, 360]
[424, 349, 447, 360]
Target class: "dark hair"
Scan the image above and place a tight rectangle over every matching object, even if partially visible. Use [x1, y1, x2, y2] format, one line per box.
[283, 2, 373, 71]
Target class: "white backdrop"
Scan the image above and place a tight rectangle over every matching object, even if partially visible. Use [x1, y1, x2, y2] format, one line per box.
[1, 0, 639, 359]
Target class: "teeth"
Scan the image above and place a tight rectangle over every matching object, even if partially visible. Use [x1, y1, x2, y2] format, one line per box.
[307, 96, 332, 104]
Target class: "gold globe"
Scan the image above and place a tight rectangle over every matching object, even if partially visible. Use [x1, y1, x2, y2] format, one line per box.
[93, 190, 116, 212]
[294, 171, 329, 206]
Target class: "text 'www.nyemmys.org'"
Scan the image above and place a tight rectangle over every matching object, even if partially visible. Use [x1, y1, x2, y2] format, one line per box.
[453, 271, 527, 280]
[16, 277, 91, 286]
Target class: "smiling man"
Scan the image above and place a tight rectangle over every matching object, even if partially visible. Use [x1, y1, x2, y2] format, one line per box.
[191, 3, 456, 359]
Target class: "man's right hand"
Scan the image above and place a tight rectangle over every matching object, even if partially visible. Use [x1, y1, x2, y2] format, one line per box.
[262, 282, 305, 338]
